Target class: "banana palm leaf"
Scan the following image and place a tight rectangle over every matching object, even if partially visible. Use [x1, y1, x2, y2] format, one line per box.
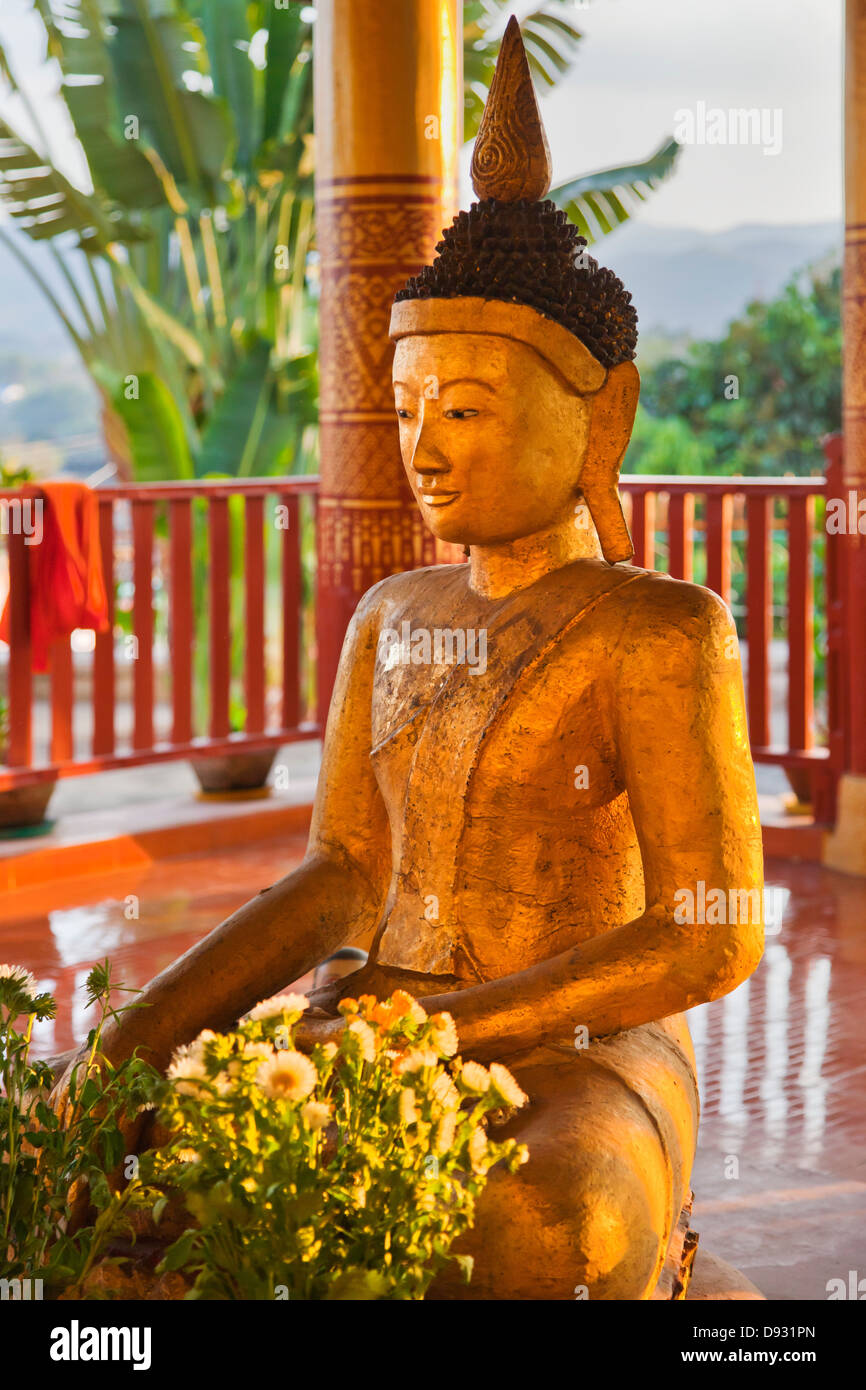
[31, 0, 164, 207]
[550, 139, 681, 243]
[93, 365, 195, 480]
[0, 115, 145, 246]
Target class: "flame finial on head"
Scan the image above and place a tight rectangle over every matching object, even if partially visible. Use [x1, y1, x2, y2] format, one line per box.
[470, 15, 552, 202]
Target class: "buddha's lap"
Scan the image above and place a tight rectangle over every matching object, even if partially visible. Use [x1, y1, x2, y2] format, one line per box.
[437, 1018, 699, 1297]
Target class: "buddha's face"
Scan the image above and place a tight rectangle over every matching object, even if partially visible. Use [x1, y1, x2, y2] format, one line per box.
[393, 333, 594, 547]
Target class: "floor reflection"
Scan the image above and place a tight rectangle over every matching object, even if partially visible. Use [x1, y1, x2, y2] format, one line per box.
[1, 847, 864, 1298]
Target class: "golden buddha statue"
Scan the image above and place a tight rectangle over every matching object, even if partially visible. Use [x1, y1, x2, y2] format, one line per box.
[61, 18, 764, 1299]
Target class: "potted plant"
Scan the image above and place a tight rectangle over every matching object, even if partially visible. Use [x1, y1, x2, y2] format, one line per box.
[1, 962, 530, 1300]
[190, 698, 277, 797]
[0, 696, 57, 832]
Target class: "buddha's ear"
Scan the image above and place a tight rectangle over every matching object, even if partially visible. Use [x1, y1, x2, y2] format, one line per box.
[580, 360, 640, 564]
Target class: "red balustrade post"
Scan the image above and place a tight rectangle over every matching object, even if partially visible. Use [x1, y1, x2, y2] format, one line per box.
[281, 494, 301, 731]
[6, 527, 32, 770]
[706, 494, 733, 606]
[668, 492, 695, 581]
[208, 497, 231, 740]
[244, 496, 266, 734]
[169, 499, 193, 745]
[92, 499, 115, 755]
[132, 501, 155, 751]
[629, 489, 656, 570]
[50, 638, 74, 765]
[787, 493, 815, 756]
[746, 496, 773, 750]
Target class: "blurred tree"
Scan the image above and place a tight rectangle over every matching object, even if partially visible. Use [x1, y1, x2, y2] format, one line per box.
[0, 0, 680, 480]
[634, 265, 841, 477]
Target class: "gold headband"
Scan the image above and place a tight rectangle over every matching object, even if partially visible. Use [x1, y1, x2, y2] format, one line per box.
[389, 296, 608, 395]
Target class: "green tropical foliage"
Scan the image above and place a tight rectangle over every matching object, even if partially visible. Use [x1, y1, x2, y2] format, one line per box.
[628, 265, 841, 478]
[0, 0, 680, 482]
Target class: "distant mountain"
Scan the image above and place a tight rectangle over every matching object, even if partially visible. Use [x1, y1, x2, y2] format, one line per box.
[600, 221, 841, 342]
[0, 220, 844, 461]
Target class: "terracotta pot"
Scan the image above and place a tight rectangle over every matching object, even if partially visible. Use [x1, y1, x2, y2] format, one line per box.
[784, 765, 813, 810]
[190, 749, 276, 795]
[0, 779, 56, 830]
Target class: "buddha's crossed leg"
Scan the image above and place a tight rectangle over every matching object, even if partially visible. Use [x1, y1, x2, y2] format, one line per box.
[429, 1017, 699, 1301]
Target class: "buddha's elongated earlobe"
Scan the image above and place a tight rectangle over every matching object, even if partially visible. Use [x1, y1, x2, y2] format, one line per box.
[579, 360, 640, 564]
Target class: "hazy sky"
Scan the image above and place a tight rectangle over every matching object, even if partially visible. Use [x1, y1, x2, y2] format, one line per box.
[0, 0, 844, 234]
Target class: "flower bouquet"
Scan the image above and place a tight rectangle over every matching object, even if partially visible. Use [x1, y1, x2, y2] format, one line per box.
[140, 989, 529, 1299]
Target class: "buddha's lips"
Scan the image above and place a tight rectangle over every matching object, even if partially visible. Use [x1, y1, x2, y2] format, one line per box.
[420, 490, 460, 508]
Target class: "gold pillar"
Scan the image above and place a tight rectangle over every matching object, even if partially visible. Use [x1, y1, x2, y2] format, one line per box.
[314, 0, 462, 717]
[826, 0, 866, 873]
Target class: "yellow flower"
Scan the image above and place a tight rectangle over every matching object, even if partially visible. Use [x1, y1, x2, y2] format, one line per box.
[248, 992, 308, 1022]
[301, 1100, 332, 1130]
[371, 999, 401, 1029]
[166, 1056, 210, 1098]
[399, 1087, 419, 1126]
[243, 1041, 274, 1060]
[177, 1148, 201, 1164]
[429, 1071, 461, 1112]
[393, 1047, 438, 1076]
[489, 1062, 528, 1110]
[390, 990, 428, 1025]
[468, 1127, 488, 1173]
[457, 1060, 490, 1095]
[429, 1011, 459, 1057]
[434, 1111, 457, 1154]
[337, 997, 359, 1016]
[256, 1050, 318, 1101]
[344, 1018, 377, 1063]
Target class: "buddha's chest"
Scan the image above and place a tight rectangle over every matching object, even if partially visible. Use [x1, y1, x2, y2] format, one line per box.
[369, 619, 623, 826]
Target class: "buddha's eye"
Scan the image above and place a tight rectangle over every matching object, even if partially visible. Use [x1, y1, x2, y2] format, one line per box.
[395, 407, 414, 420]
[444, 408, 479, 420]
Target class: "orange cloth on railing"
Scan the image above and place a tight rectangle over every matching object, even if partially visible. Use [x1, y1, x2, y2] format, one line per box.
[0, 480, 110, 673]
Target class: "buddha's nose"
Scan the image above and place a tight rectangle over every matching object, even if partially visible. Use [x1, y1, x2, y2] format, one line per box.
[410, 428, 450, 478]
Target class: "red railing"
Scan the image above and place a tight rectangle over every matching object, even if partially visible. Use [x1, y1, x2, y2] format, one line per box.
[0, 460, 849, 821]
[0, 478, 319, 791]
[621, 448, 847, 821]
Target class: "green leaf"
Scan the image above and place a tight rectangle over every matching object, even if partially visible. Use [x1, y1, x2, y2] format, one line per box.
[0, 114, 146, 247]
[108, 10, 233, 200]
[78, 1076, 102, 1112]
[186, 0, 256, 170]
[262, 7, 311, 145]
[196, 337, 272, 476]
[159, 1227, 199, 1272]
[31, 0, 165, 209]
[95, 367, 196, 480]
[551, 139, 681, 244]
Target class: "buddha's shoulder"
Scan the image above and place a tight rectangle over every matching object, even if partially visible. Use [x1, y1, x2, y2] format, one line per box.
[605, 563, 736, 651]
[355, 563, 468, 618]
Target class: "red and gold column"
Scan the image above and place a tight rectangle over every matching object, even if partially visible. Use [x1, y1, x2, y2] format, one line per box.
[314, 0, 462, 719]
[827, 0, 866, 871]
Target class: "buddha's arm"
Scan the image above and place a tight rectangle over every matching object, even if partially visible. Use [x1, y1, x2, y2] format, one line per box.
[98, 594, 391, 1073]
[420, 582, 765, 1062]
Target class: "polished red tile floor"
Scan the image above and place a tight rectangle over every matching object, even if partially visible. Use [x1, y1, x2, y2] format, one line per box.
[1, 848, 864, 1300]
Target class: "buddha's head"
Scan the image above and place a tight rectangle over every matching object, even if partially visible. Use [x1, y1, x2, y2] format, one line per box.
[389, 16, 639, 563]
